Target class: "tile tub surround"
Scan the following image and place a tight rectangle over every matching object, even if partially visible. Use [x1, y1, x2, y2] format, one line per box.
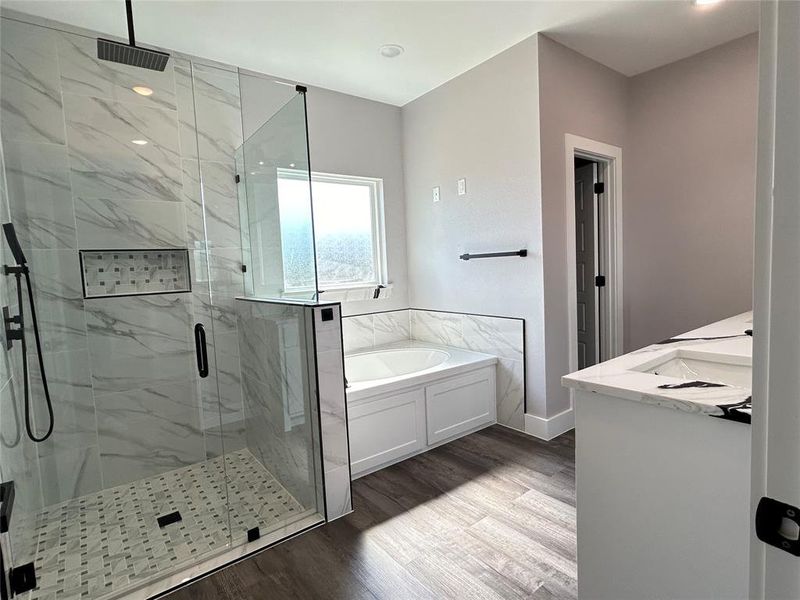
[562, 311, 753, 420]
[0, 15, 247, 501]
[342, 309, 526, 431]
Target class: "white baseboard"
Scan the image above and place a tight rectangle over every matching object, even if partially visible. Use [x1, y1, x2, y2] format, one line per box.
[524, 407, 575, 441]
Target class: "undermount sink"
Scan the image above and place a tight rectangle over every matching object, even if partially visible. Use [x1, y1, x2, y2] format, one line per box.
[633, 349, 752, 389]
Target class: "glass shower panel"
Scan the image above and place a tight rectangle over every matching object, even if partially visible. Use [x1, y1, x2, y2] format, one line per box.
[0, 17, 231, 599]
[226, 86, 325, 549]
[237, 94, 318, 301]
[232, 298, 325, 543]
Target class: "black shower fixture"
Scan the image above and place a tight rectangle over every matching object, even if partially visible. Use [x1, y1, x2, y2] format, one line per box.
[2, 223, 55, 443]
[97, 0, 170, 71]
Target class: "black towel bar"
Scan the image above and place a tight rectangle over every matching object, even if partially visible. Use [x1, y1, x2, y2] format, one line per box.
[459, 249, 528, 261]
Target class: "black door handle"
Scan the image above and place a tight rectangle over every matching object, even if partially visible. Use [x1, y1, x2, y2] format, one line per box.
[194, 323, 209, 378]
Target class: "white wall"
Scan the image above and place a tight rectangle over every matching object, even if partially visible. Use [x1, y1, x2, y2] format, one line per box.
[402, 36, 548, 418]
[625, 34, 758, 351]
[240, 74, 409, 315]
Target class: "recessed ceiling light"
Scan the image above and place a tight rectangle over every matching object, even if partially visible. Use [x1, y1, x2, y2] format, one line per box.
[250, 171, 256, 175]
[131, 139, 148, 145]
[289, 163, 296, 168]
[258, 161, 264, 165]
[132, 85, 153, 96]
[692, 0, 723, 6]
[379, 44, 404, 58]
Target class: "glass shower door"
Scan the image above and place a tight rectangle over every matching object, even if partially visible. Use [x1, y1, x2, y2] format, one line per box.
[0, 20, 233, 599]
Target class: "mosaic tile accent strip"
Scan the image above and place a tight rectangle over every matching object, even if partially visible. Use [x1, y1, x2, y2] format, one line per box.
[25, 449, 311, 600]
[80, 249, 191, 298]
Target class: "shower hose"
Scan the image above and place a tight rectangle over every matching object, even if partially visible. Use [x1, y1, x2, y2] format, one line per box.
[13, 268, 55, 443]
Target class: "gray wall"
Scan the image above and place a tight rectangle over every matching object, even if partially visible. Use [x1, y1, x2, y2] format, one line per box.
[625, 34, 758, 350]
[537, 35, 629, 416]
[536, 34, 757, 417]
[402, 36, 548, 418]
[240, 76, 409, 316]
[404, 33, 757, 422]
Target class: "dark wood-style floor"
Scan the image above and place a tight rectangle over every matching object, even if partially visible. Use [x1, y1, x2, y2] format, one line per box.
[166, 425, 576, 600]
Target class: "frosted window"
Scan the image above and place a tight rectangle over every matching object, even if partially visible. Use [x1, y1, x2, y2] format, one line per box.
[278, 172, 384, 291]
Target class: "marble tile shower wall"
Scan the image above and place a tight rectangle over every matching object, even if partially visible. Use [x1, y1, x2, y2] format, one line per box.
[343, 309, 526, 430]
[0, 17, 247, 504]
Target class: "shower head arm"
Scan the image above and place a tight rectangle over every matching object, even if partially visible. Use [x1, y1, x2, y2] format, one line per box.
[125, 0, 136, 47]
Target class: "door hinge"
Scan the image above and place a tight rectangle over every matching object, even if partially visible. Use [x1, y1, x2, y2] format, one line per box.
[234, 174, 241, 184]
[594, 182, 605, 194]
[595, 275, 606, 287]
[756, 496, 800, 556]
[9, 563, 36, 595]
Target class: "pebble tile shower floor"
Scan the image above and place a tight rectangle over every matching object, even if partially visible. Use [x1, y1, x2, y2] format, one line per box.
[24, 450, 308, 600]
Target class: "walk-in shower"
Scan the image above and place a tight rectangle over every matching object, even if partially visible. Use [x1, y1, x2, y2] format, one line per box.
[0, 9, 349, 600]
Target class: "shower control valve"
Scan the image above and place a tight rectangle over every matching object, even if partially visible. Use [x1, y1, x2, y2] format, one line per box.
[3, 306, 23, 351]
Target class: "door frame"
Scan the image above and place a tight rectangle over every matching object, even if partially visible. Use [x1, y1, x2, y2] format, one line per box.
[564, 134, 624, 372]
[750, 1, 800, 597]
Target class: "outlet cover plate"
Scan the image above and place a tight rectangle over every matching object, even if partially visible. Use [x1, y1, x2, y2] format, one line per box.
[457, 178, 466, 196]
[433, 186, 440, 202]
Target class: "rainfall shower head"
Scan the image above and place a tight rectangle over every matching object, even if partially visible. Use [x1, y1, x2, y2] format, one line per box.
[97, 0, 169, 72]
[97, 39, 169, 71]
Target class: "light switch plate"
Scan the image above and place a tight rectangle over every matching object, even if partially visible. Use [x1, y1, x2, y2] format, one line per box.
[457, 178, 466, 196]
[433, 186, 440, 202]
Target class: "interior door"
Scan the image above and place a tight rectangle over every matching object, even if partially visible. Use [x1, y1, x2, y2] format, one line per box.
[750, 1, 800, 598]
[575, 162, 598, 369]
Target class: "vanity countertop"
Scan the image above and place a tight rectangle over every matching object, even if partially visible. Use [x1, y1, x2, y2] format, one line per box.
[562, 312, 753, 423]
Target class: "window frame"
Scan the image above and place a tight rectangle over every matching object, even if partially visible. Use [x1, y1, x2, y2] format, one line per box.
[276, 168, 387, 293]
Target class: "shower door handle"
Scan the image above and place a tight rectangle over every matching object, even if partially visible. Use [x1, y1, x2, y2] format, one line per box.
[194, 323, 209, 378]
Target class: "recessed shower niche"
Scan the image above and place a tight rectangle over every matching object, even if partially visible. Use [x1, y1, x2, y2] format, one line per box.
[79, 249, 191, 298]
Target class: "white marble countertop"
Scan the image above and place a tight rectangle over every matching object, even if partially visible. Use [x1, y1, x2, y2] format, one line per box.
[562, 312, 753, 422]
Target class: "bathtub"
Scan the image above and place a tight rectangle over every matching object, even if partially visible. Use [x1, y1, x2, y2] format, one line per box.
[345, 342, 497, 477]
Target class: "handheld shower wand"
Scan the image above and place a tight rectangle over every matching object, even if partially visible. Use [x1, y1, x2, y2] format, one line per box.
[2, 223, 55, 443]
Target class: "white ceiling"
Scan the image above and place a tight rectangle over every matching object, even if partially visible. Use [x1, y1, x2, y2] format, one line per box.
[2, 1, 759, 106]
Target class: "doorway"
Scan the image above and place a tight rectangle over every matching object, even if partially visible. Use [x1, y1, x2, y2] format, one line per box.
[564, 134, 624, 374]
